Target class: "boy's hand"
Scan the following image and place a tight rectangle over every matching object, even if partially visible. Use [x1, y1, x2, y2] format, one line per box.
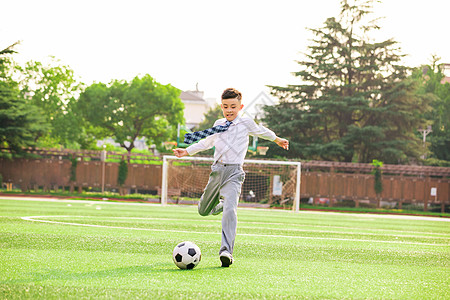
[274, 137, 289, 150]
[172, 148, 189, 158]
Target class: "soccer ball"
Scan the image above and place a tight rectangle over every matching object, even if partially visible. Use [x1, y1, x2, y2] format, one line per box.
[172, 241, 201, 269]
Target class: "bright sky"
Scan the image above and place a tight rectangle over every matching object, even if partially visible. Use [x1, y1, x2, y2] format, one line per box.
[2, 0, 450, 105]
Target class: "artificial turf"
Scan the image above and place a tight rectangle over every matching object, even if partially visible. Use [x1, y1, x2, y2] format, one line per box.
[0, 197, 449, 299]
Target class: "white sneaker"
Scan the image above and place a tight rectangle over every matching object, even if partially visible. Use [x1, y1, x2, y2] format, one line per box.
[220, 252, 233, 267]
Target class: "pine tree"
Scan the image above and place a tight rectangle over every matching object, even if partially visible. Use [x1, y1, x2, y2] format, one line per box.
[265, 0, 431, 163]
[0, 43, 48, 155]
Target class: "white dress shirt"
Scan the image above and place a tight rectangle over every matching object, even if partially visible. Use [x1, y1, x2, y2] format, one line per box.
[186, 115, 277, 165]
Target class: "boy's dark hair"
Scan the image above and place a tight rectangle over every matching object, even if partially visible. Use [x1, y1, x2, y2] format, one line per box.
[222, 88, 242, 101]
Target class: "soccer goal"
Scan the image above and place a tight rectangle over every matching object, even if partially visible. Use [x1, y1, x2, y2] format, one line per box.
[161, 155, 301, 212]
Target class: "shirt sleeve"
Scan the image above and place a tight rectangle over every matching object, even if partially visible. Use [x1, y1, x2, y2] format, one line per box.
[185, 119, 221, 155]
[245, 118, 277, 141]
[186, 134, 216, 155]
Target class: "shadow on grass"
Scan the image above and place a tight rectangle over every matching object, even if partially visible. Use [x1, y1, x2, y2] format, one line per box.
[3, 263, 226, 285]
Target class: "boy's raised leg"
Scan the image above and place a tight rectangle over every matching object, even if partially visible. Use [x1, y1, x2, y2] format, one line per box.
[198, 168, 221, 216]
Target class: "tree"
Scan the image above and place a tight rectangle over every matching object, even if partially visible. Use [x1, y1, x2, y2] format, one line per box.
[15, 57, 88, 148]
[77, 74, 184, 153]
[0, 42, 48, 154]
[412, 57, 450, 164]
[265, 0, 431, 163]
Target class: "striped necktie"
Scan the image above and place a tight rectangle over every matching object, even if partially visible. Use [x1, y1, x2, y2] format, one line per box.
[184, 121, 232, 144]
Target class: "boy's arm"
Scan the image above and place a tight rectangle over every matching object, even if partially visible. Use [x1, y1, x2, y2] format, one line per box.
[245, 117, 277, 141]
[173, 135, 216, 158]
[185, 133, 216, 155]
[245, 118, 289, 150]
[274, 137, 289, 150]
[172, 148, 189, 158]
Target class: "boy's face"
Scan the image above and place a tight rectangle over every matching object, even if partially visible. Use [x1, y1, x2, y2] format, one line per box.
[221, 97, 244, 121]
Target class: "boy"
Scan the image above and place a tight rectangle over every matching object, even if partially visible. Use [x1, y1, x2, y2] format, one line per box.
[173, 88, 289, 267]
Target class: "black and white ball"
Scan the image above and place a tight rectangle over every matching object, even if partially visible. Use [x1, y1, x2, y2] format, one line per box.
[172, 241, 201, 269]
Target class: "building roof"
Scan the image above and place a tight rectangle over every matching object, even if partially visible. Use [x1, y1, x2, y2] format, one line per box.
[180, 91, 207, 102]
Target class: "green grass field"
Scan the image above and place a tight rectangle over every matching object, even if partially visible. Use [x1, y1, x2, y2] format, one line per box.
[1, 197, 449, 299]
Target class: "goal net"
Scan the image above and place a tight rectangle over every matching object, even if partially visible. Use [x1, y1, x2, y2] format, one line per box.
[161, 155, 301, 212]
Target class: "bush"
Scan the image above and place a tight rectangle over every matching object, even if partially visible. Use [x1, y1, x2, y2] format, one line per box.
[118, 160, 128, 186]
[359, 202, 377, 209]
[70, 158, 77, 182]
[334, 200, 356, 207]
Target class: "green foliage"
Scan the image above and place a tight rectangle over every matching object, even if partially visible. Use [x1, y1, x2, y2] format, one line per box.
[371, 159, 383, 195]
[117, 160, 128, 186]
[70, 157, 77, 182]
[78, 74, 184, 153]
[423, 157, 450, 167]
[15, 57, 89, 149]
[265, 0, 431, 163]
[0, 42, 49, 154]
[412, 57, 450, 162]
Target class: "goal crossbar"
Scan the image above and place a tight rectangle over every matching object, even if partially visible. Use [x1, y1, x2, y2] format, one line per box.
[161, 155, 301, 212]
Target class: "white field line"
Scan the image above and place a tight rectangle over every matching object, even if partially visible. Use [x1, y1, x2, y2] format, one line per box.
[21, 216, 450, 247]
[282, 209, 450, 222]
[2, 196, 449, 222]
[35, 215, 450, 238]
[244, 222, 450, 237]
[238, 225, 450, 240]
[0, 196, 160, 207]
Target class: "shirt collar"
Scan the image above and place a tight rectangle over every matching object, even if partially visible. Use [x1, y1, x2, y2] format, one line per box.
[230, 115, 242, 125]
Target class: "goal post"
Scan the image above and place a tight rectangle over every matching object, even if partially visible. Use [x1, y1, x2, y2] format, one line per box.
[161, 155, 301, 212]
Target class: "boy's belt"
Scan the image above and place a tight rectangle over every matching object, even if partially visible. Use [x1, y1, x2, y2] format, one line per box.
[214, 161, 241, 167]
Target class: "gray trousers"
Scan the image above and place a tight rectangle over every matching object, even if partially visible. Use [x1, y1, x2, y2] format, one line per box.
[198, 163, 245, 255]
